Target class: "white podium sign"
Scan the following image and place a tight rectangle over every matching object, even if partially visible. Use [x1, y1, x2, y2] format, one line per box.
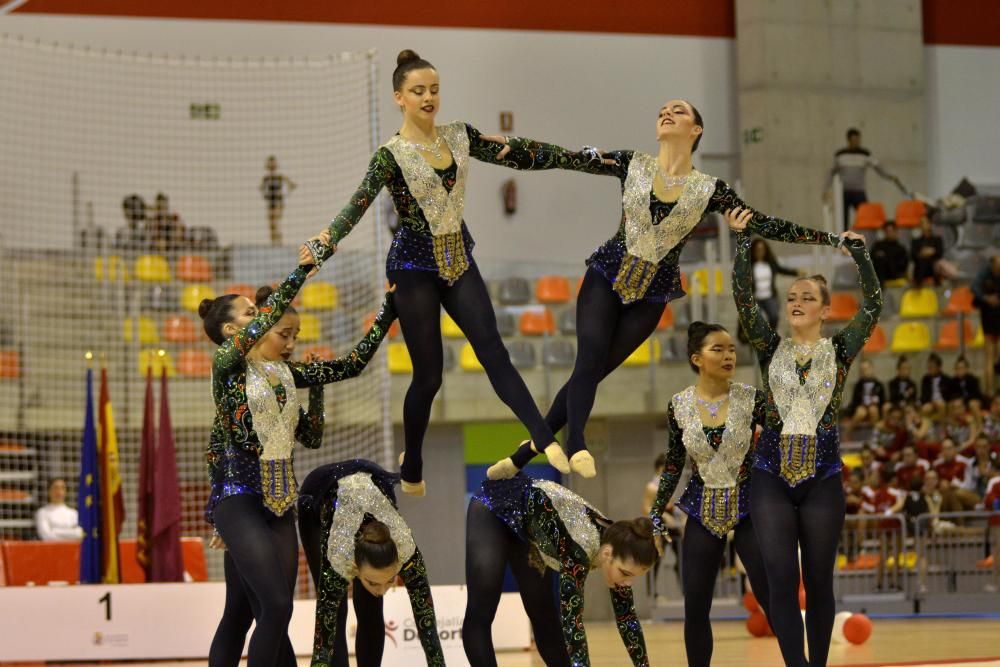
[0, 583, 530, 664]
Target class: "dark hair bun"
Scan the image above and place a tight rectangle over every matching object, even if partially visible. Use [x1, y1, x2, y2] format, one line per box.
[198, 299, 213, 320]
[628, 517, 654, 540]
[360, 521, 392, 545]
[397, 49, 421, 66]
[687, 321, 707, 337]
[255, 285, 274, 307]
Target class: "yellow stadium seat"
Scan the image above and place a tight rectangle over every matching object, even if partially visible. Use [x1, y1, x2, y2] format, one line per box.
[180, 284, 217, 313]
[123, 317, 160, 345]
[623, 338, 662, 367]
[301, 281, 338, 310]
[899, 288, 939, 318]
[692, 268, 723, 296]
[441, 313, 464, 339]
[460, 342, 484, 372]
[134, 254, 172, 282]
[387, 342, 413, 374]
[138, 349, 176, 378]
[297, 313, 321, 342]
[94, 256, 129, 282]
[890, 322, 931, 353]
[971, 325, 985, 349]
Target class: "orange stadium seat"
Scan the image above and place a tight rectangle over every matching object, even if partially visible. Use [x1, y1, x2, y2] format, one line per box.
[223, 283, 257, 301]
[827, 293, 860, 322]
[363, 312, 401, 339]
[163, 314, 200, 343]
[863, 325, 888, 354]
[519, 309, 556, 336]
[299, 344, 334, 361]
[894, 200, 926, 229]
[853, 202, 886, 230]
[177, 348, 212, 377]
[657, 304, 675, 331]
[943, 286, 975, 316]
[176, 255, 213, 282]
[0, 350, 21, 379]
[935, 320, 978, 351]
[536, 276, 571, 304]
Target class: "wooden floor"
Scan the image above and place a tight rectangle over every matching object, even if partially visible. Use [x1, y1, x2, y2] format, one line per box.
[9, 618, 998, 666]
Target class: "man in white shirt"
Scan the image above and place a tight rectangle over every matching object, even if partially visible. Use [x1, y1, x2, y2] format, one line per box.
[35, 478, 83, 541]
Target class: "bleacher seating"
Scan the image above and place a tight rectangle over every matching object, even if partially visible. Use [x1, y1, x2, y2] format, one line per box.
[460, 342, 484, 372]
[519, 309, 556, 336]
[0, 350, 20, 379]
[498, 277, 531, 305]
[506, 340, 537, 369]
[935, 320, 979, 351]
[557, 309, 577, 335]
[623, 338, 661, 367]
[853, 202, 886, 230]
[863, 324, 888, 354]
[441, 313, 464, 338]
[180, 284, 217, 313]
[943, 286, 975, 316]
[387, 342, 413, 374]
[535, 275, 571, 304]
[162, 314, 200, 343]
[894, 199, 926, 228]
[123, 316, 160, 344]
[176, 254, 213, 282]
[890, 322, 931, 353]
[657, 305, 674, 331]
[138, 348, 176, 377]
[297, 313, 321, 342]
[177, 348, 212, 377]
[134, 254, 172, 282]
[899, 288, 939, 318]
[828, 293, 859, 322]
[301, 281, 338, 310]
[542, 339, 575, 368]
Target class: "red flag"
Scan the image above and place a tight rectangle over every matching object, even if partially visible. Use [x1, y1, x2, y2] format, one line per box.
[151, 368, 184, 582]
[98, 367, 124, 583]
[136, 369, 156, 580]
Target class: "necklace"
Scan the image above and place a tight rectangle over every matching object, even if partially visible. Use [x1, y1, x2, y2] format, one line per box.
[657, 165, 689, 189]
[402, 134, 444, 160]
[696, 394, 728, 420]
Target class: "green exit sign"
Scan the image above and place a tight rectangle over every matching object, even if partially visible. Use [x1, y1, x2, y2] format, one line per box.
[743, 127, 764, 145]
[190, 103, 221, 120]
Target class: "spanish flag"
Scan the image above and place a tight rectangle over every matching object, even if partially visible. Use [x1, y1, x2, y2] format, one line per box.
[98, 367, 125, 584]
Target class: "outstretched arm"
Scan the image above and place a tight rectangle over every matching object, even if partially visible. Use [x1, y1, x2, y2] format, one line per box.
[295, 385, 325, 449]
[468, 123, 629, 178]
[732, 232, 781, 360]
[400, 549, 446, 666]
[649, 403, 687, 534]
[610, 585, 650, 667]
[324, 148, 394, 247]
[713, 181, 839, 247]
[289, 291, 397, 387]
[833, 239, 883, 364]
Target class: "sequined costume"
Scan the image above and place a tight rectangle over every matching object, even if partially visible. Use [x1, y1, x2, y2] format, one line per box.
[472, 477, 648, 666]
[733, 233, 882, 485]
[298, 460, 443, 667]
[650, 383, 766, 538]
[205, 288, 396, 522]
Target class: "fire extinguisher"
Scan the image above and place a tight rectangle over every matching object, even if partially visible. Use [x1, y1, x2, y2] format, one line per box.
[503, 178, 517, 216]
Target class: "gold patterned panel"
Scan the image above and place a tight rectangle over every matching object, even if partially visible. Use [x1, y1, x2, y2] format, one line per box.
[700, 486, 740, 538]
[778, 434, 818, 486]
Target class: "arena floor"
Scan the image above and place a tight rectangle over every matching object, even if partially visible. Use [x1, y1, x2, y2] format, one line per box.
[10, 618, 998, 666]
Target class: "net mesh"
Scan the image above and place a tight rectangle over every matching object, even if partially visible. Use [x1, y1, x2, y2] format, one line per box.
[0, 34, 391, 580]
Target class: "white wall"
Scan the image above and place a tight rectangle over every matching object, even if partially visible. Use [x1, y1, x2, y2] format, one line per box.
[0, 15, 738, 266]
[925, 45, 1000, 196]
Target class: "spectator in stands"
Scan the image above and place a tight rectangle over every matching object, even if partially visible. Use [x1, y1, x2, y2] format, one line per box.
[910, 216, 954, 286]
[260, 155, 297, 246]
[982, 393, 1000, 448]
[870, 404, 910, 462]
[116, 193, 148, 251]
[981, 461, 1000, 592]
[952, 356, 984, 410]
[971, 435, 998, 497]
[641, 453, 682, 596]
[147, 192, 186, 252]
[944, 398, 982, 457]
[971, 255, 1000, 396]
[844, 469, 866, 561]
[35, 478, 83, 541]
[823, 127, 901, 231]
[870, 222, 909, 286]
[894, 445, 929, 491]
[904, 403, 937, 459]
[861, 468, 903, 590]
[859, 444, 883, 479]
[749, 237, 803, 329]
[888, 355, 918, 408]
[933, 439, 980, 510]
[847, 359, 886, 431]
[920, 352, 953, 417]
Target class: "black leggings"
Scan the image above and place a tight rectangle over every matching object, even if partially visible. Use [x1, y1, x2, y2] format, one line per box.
[545, 269, 664, 456]
[681, 517, 771, 667]
[298, 500, 387, 667]
[750, 470, 846, 667]
[462, 499, 569, 667]
[210, 495, 299, 667]
[389, 264, 556, 482]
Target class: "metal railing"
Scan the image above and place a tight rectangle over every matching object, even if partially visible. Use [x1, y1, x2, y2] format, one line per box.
[913, 511, 999, 598]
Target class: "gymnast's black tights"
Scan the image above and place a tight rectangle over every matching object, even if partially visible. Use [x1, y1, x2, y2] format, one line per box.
[509, 269, 664, 467]
[462, 499, 569, 667]
[210, 495, 298, 667]
[682, 517, 771, 667]
[298, 497, 388, 667]
[751, 471, 846, 667]
[389, 265, 556, 483]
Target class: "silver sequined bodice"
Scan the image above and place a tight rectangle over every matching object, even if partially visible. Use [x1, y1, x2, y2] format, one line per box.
[672, 382, 756, 488]
[769, 338, 837, 435]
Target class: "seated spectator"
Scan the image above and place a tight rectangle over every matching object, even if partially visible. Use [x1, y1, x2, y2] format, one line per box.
[862, 468, 904, 589]
[844, 468, 867, 561]
[115, 194, 148, 251]
[847, 359, 886, 430]
[920, 352, 954, 417]
[910, 216, 956, 286]
[952, 356, 983, 411]
[905, 403, 940, 460]
[982, 393, 1000, 449]
[943, 398, 982, 457]
[933, 438, 979, 508]
[894, 445, 930, 491]
[147, 192, 186, 252]
[870, 405, 910, 462]
[888, 355, 919, 408]
[970, 434, 998, 497]
[35, 478, 83, 541]
[871, 221, 909, 285]
[858, 444, 883, 479]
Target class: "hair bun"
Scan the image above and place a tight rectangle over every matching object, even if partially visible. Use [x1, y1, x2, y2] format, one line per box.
[255, 285, 274, 307]
[629, 517, 654, 540]
[808, 274, 828, 287]
[397, 49, 421, 66]
[687, 321, 707, 337]
[197, 299, 214, 320]
[360, 521, 392, 545]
